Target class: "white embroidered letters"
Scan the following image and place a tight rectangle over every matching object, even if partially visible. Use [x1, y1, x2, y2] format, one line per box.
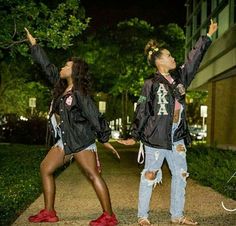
[157, 84, 168, 115]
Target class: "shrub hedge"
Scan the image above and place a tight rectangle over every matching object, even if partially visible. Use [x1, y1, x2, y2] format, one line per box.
[1, 117, 48, 145]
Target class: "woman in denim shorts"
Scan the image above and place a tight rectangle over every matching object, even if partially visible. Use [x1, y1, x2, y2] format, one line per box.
[25, 28, 119, 226]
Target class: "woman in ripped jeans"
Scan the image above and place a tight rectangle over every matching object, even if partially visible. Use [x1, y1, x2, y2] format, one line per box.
[119, 19, 217, 225]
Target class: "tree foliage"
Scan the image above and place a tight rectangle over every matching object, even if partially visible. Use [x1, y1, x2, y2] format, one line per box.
[0, 0, 90, 58]
[75, 18, 185, 97]
[0, 62, 50, 117]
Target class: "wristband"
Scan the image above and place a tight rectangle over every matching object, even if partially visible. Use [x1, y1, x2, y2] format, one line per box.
[207, 33, 212, 41]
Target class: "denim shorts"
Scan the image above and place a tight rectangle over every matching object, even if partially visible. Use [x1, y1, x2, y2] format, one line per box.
[55, 138, 97, 153]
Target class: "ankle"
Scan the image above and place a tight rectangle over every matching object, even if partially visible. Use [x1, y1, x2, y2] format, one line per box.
[44, 207, 55, 212]
[104, 210, 113, 216]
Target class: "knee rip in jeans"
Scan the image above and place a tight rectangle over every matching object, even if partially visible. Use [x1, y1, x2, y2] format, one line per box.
[180, 168, 189, 182]
[141, 169, 162, 188]
[176, 144, 186, 158]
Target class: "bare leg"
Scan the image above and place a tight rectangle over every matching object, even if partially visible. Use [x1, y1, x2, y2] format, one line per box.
[73, 150, 113, 215]
[40, 146, 69, 210]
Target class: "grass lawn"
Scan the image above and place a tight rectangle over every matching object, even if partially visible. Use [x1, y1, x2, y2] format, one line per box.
[187, 144, 236, 200]
[0, 144, 47, 226]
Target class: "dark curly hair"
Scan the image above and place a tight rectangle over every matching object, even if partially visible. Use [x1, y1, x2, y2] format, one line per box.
[52, 57, 92, 112]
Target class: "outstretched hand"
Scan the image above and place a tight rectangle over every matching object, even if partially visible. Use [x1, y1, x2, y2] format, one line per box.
[117, 138, 136, 146]
[24, 28, 36, 46]
[207, 19, 218, 37]
[103, 142, 120, 160]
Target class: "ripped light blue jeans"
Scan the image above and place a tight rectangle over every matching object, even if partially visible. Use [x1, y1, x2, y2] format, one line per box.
[138, 123, 188, 220]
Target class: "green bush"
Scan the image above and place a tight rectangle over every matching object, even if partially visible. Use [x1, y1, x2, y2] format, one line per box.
[0, 144, 47, 226]
[187, 144, 236, 200]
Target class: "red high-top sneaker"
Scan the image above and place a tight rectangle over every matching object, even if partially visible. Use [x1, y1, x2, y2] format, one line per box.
[28, 209, 59, 223]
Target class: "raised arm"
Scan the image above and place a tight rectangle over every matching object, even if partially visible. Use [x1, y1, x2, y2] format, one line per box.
[25, 28, 59, 85]
[179, 19, 218, 87]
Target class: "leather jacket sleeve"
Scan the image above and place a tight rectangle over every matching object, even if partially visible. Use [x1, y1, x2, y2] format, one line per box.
[179, 35, 212, 88]
[131, 79, 153, 141]
[75, 92, 111, 143]
[31, 44, 59, 85]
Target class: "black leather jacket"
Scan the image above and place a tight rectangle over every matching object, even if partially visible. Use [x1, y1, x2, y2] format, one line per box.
[131, 35, 212, 150]
[31, 45, 111, 155]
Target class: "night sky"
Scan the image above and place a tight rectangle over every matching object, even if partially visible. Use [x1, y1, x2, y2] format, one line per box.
[80, 0, 187, 30]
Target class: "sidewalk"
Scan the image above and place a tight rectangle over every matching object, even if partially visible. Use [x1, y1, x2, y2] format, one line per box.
[12, 145, 236, 226]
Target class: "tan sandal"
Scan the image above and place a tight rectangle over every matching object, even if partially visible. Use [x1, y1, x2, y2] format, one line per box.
[138, 217, 152, 225]
[171, 216, 198, 225]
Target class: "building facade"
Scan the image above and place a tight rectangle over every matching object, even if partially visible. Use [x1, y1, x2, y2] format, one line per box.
[185, 0, 236, 150]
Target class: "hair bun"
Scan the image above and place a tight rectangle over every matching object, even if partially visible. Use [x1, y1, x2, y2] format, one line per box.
[144, 39, 158, 55]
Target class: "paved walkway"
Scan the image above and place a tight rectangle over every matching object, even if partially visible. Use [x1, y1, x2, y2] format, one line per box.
[12, 144, 236, 226]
